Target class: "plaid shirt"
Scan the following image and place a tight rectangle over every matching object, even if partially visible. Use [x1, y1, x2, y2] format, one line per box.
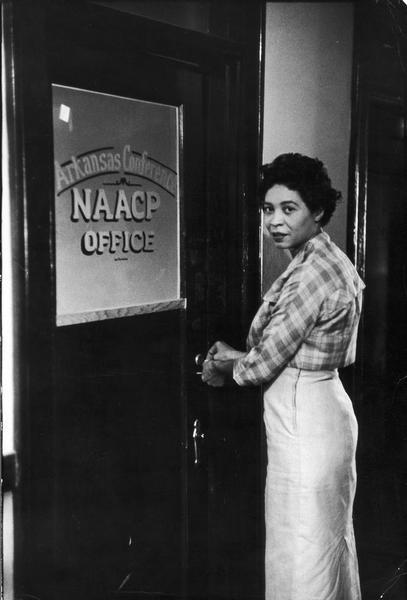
[233, 231, 365, 386]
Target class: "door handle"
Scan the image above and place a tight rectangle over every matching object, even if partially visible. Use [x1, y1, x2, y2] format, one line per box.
[192, 418, 205, 465]
[195, 353, 205, 375]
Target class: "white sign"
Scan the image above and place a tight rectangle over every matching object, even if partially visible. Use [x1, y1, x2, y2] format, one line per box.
[52, 85, 183, 326]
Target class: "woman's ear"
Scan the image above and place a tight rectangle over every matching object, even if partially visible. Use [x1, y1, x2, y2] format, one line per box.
[314, 209, 324, 224]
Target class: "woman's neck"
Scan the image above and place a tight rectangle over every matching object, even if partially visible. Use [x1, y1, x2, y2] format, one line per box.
[289, 228, 322, 258]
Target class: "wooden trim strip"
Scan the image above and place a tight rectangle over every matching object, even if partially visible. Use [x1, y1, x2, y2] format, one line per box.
[2, 453, 18, 492]
[57, 298, 187, 326]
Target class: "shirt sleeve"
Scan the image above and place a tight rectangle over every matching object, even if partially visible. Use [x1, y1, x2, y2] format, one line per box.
[233, 273, 323, 386]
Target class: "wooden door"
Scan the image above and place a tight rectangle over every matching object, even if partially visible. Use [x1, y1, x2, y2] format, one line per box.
[4, 2, 264, 600]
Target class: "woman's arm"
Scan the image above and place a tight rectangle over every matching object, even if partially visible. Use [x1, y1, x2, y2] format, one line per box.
[202, 341, 246, 386]
[234, 277, 322, 386]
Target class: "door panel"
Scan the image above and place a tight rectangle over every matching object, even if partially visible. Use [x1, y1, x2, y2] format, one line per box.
[8, 3, 264, 600]
[54, 313, 186, 599]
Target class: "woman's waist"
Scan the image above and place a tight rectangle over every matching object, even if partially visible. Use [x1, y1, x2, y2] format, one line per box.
[277, 366, 339, 381]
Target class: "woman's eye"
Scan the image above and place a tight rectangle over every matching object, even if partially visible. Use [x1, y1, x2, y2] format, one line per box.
[283, 206, 294, 214]
[262, 205, 273, 214]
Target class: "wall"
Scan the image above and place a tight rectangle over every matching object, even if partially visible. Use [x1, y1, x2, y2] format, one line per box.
[262, 2, 354, 290]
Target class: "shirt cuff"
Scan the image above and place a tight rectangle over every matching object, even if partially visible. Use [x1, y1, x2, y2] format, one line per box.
[233, 356, 248, 386]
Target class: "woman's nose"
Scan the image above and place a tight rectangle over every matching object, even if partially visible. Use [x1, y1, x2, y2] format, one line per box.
[265, 210, 282, 226]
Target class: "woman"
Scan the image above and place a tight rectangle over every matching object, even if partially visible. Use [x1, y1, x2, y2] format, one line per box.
[202, 153, 364, 600]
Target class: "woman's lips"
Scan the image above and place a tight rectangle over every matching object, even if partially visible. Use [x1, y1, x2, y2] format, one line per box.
[272, 233, 287, 242]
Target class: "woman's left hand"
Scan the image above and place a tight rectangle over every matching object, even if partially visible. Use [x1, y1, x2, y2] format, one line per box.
[201, 358, 226, 387]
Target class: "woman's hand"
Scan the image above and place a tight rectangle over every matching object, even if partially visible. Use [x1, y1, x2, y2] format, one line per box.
[203, 341, 246, 378]
[206, 340, 245, 362]
[201, 358, 226, 387]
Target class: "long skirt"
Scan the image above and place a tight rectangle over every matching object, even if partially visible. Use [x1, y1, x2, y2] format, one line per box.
[264, 367, 361, 600]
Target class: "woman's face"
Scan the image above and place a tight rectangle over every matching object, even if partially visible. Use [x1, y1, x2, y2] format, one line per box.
[262, 184, 323, 254]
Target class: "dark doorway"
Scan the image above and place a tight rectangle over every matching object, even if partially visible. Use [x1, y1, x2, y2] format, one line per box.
[348, 2, 407, 598]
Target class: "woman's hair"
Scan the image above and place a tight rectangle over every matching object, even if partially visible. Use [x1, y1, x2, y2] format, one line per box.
[260, 153, 341, 226]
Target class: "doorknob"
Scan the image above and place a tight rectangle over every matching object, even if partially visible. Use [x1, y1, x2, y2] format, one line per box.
[195, 353, 205, 375]
[192, 418, 205, 465]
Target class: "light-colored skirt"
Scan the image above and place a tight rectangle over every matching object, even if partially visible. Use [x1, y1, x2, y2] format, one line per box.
[264, 367, 361, 600]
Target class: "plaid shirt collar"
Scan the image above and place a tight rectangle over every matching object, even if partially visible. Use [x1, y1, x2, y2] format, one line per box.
[263, 230, 329, 302]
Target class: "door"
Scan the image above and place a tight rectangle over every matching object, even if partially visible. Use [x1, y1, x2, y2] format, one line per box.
[4, 2, 264, 600]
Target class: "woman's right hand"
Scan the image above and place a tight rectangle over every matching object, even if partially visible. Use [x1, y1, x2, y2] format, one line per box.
[206, 340, 245, 362]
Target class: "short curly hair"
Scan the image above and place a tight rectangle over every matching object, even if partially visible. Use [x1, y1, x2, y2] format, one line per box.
[260, 153, 341, 226]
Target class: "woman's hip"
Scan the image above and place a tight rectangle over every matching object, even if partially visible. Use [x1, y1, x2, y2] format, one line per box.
[263, 367, 358, 487]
